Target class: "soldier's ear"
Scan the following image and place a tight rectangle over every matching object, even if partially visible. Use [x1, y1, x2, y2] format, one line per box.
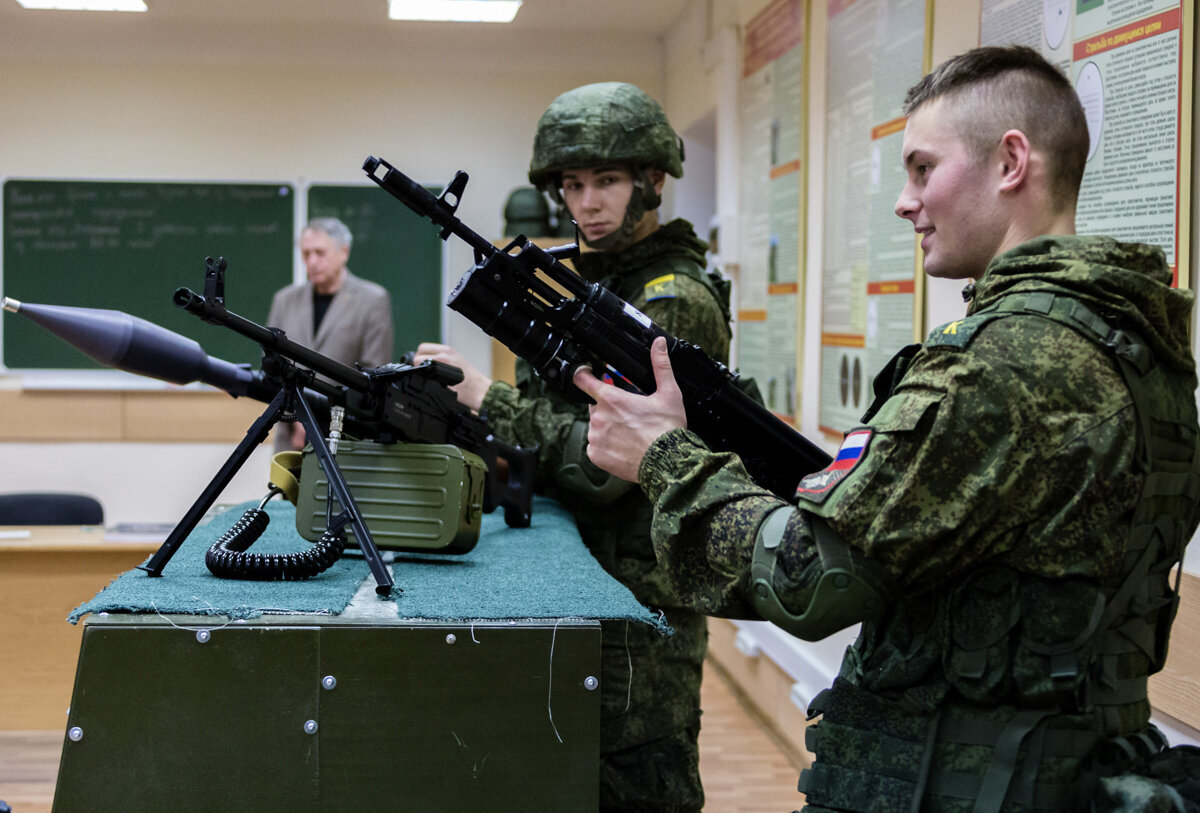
[649, 168, 666, 195]
[996, 129, 1031, 193]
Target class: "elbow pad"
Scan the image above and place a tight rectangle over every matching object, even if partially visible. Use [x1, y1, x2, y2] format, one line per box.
[749, 507, 895, 641]
[554, 420, 635, 505]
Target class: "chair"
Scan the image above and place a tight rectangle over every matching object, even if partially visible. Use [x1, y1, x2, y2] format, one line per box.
[0, 492, 105, 525]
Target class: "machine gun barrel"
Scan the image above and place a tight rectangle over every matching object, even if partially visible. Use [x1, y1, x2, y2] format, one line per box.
[363, 156, 834, 498]
[172, 285, 372, 393]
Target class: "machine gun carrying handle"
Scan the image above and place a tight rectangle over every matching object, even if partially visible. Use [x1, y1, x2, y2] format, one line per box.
[201, 256, 227, 316]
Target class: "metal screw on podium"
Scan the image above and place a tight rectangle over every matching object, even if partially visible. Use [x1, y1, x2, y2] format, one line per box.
[195, 629, 211, 644]
[445, 633, 457, 645]
[322, 676, 337, 691]
[584, 676, 599, 691]
[68, 727, 84, 742]
[304, 720, 319, 735]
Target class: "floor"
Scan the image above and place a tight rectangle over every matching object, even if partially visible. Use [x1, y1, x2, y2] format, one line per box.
[696, 659, 808, 812]
[0, 659, 805, 812]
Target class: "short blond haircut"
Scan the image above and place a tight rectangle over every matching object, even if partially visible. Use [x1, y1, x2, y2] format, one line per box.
[904, 46, 1089, 211]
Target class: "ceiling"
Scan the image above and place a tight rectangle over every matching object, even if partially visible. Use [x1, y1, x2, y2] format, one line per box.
[139, 0, 693, 33]
[0, 0, 694, 66]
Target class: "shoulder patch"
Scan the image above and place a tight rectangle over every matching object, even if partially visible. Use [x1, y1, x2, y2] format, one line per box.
[644, 274, 678, 302]
[794, 429, 872, 504]
[924, 312, 1005, 349]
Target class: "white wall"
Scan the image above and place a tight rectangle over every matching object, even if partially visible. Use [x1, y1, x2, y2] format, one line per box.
[0, 25, 669, 363]
[672, 112, 718, 239]
[0, 24, 667, 524]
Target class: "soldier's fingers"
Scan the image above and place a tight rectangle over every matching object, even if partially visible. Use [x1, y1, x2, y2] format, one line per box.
[649, 337, 679, 397]
[573, 364, 607, 399]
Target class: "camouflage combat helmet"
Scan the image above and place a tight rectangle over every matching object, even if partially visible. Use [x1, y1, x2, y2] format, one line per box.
[528, 82, 684, 187]
[528, 82, 684, 250]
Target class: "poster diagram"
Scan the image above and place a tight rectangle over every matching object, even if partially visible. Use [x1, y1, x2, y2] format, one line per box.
[817, 0, 926, 437]
[981, 0, 1190, 283]
[737, 0, 806, 418]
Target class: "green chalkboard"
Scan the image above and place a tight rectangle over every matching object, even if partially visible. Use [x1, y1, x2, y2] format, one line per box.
[306, 183, 443, 358]
[2, 179, 295, 370]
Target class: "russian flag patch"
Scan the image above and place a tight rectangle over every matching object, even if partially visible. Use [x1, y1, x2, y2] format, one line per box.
[794, 429, 872, 503]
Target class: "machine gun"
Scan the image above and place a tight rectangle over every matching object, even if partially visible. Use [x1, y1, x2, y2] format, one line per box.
[363, 155, 833, 499]
[3, 262, 536, 596]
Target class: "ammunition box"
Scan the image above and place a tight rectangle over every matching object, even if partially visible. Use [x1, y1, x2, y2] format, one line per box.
[295, 440, 485, 554]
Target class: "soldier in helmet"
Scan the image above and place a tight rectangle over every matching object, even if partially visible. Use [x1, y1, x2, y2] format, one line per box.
[415, 81, 732, 811]
[576, 47, 1200, 811]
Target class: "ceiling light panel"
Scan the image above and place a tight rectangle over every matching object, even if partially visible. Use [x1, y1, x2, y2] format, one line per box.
[388, 0, 522, 23]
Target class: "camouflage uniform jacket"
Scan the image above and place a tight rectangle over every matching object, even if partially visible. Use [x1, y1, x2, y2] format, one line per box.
[638, 235, 1200, 810]
[482, 218, 731, 609]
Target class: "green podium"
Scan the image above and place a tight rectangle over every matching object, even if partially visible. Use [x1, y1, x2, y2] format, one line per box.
[54, 497, 660, 812]
[55, 614, 600, 811]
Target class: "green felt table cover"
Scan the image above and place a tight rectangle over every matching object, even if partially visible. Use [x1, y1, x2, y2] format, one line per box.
[69, 495, 665, 631]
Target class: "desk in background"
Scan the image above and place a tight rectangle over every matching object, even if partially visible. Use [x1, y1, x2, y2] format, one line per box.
[0, 525, 160, 731]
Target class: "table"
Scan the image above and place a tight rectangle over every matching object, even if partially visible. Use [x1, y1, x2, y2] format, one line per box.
[0, 525, 159, 730]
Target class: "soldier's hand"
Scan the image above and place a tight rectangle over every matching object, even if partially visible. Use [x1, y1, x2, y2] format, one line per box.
[413, 342, 493, 412]
[574, 337, 687, 483]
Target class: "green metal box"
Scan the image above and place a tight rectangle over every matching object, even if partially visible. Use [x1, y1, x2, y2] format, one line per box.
[295, 440, 486, 554]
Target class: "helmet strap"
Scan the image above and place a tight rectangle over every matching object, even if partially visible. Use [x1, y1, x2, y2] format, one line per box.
[541, 172, 565, 206]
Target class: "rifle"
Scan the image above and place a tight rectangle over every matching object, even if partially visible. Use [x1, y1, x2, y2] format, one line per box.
[3, 262, 535, 596]
[363, 156, 832, 499]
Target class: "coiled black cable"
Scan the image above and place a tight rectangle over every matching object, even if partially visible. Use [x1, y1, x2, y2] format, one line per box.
[205, 489, 347, 581]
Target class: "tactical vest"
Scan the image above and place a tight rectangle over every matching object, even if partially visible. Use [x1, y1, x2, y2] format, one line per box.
[798, 291, 1200, 812]
[601, 254, 734, 330]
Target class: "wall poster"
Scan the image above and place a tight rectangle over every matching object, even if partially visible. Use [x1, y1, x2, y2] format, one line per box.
[817, 0, 928, 437]
[980, 0, 1193, 286]
[736, 0, 806, 419]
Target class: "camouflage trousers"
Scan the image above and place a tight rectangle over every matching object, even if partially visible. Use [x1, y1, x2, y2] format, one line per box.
[596, 608, 707, 813]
